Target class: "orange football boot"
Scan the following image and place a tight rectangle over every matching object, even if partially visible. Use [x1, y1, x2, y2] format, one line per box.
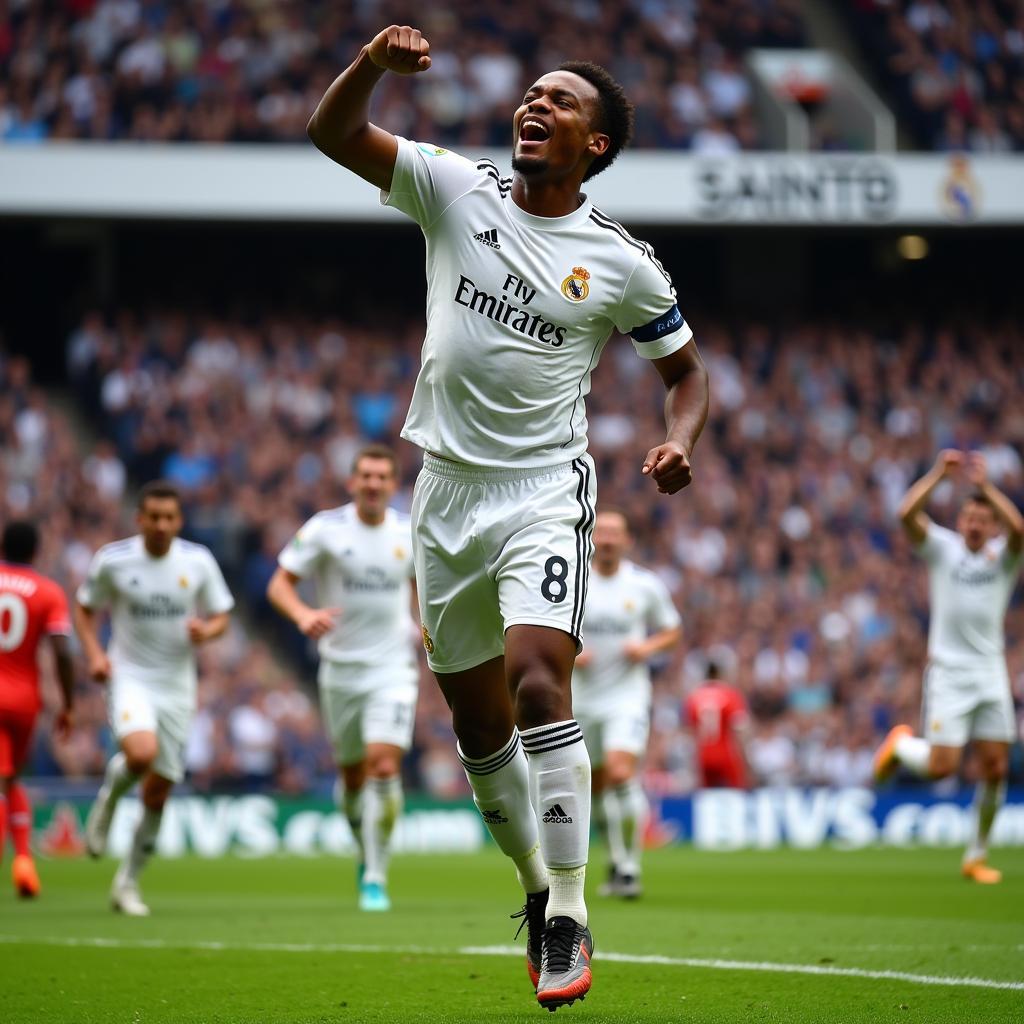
[12, 854, 41, 898]
[961, 859, 1002, 884]
[873, 724, 912, 783]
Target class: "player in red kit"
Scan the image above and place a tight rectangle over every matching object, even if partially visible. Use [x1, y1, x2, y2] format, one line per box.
[0, 521, 75, 897]
[683, 661, 749, 789]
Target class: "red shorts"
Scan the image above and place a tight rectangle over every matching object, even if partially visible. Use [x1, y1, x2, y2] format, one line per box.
[699, 754, 747, 789]
[0, 707, 37, 777]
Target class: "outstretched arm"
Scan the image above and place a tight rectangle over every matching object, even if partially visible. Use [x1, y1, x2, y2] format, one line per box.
[898, 449, 962, 545]
[307, 25, 431, 190]
[644, 341, 709, 495]
[966, 452, 1024, 555]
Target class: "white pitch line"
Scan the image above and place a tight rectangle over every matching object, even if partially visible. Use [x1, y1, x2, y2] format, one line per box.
[0, 936, 1021, 993]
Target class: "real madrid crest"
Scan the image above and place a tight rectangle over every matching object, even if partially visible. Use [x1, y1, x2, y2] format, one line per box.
[421, 624, 435, 655]
[561, 266, 591, 303]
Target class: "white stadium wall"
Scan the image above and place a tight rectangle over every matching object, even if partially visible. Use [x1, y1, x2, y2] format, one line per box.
[0, 145, 1020, 225]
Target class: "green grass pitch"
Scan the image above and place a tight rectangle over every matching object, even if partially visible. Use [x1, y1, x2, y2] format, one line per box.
[1, 847, 1022, 1023]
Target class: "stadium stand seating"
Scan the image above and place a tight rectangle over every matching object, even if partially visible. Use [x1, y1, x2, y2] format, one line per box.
[848, 0, 1024, 152]
[10, 306, 1014, 793]
[0, 0, 804, 149]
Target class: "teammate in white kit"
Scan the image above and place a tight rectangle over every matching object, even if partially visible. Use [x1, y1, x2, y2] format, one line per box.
[266, 445, 417, 912]
[874, 450, 1022, 883]
[75, 482, 234, 914]
[308, 25, 708, 1009]
[572, 510, 681, 899]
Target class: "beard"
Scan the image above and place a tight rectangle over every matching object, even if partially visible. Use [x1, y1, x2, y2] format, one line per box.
[511, 152, 549, 176]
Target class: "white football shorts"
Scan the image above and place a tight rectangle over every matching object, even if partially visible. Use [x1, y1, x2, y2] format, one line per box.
[922, 661, 1017, 746]
[318, 660, 419, 765]
[411, 453, 597, 674]
[576, 698, 651, 766]
[108, 677, 193, 784]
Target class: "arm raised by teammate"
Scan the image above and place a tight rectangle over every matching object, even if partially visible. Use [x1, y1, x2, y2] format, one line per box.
[643, 342, 709, 495]
[266, 566, 340, 640]
[966, 452, 1024, 555]
[898, 449, 963, 545]
[307, 25, 431, 189]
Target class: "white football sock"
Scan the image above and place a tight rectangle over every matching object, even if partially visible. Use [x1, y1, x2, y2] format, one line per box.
[601, 787, 627, 873]
[337, 780, 364, 859]
[618, 780, 648, 878]
[520, 720, 590, 926]
[894, 734, 931, 776]
[459, 730, 547, 893]
[104, 751, 139, 804]
[362, 776, 403, 886]
[964, 780, 1005, 862]
[121, 805, 162, 884]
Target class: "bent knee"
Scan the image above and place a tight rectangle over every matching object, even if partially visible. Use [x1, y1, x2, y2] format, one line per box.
[513, 672, 571, 729]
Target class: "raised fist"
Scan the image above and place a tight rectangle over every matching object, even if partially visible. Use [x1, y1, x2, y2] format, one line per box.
[367, 25, 431, 76]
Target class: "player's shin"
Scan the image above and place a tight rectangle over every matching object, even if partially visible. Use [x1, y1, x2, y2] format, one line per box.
[362, 776, 403, 885]
[105, 751, 141, 804]
[458, 729, 547, 893]
[965, 779, 1006, 862]
[335, 778, 365, 861]
[601, 787, 627, 875]
[121, 805, 163, 883]
[7, 784, 32, 857]
[617, 780, 647, 878]
[520, 721, 591, 926]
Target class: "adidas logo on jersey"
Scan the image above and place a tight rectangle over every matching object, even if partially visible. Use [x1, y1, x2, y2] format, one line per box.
[481, 808, 509, 824]
[542, 803, 573, 824]
[473, 228, 501, 250]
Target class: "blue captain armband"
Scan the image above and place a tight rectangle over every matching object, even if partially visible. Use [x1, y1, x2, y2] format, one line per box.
[630, 304, 684, 343]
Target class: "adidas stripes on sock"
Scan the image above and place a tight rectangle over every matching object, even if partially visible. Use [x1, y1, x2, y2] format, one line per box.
[459, 730, 547, 894]
[520, 720, 590, 926]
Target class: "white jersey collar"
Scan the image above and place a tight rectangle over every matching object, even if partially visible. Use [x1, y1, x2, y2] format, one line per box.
[506, 191, 593, 232]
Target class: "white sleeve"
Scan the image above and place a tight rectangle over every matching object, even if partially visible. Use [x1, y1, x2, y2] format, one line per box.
[199, 550, 234, 615]
[645, 574, 682, 632]
[380, 137, 484, 230]
[613, 250, 692, 360]
[918, 521, 957, 565]
[277, 516, 325, 579]
[76, 548, 112, 610]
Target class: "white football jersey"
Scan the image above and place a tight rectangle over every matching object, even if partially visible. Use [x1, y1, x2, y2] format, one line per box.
[277, 504, 417, 672]
[382, 138, 691, 468]
[77, 536, 234, 699]
[572, 559, 681, 712]
[919, 522, 1021, 666]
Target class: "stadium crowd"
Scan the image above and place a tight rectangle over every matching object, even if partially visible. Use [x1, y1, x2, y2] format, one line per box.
[0, 0, 804, 150]
[21, 304, 1017, 795]
[852, 0, 1024, 152]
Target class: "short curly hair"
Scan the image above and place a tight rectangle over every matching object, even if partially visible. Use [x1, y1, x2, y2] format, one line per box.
[558, 60, 635, 181]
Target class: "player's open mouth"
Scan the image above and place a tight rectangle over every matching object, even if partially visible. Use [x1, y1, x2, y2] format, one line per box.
[518, 117, 551, 148]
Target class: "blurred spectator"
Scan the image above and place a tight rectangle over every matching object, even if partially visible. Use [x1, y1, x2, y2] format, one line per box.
[0, 0, 804, 148]
[61, 304, 1024, 795]
[852, 0, 1024, 151]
